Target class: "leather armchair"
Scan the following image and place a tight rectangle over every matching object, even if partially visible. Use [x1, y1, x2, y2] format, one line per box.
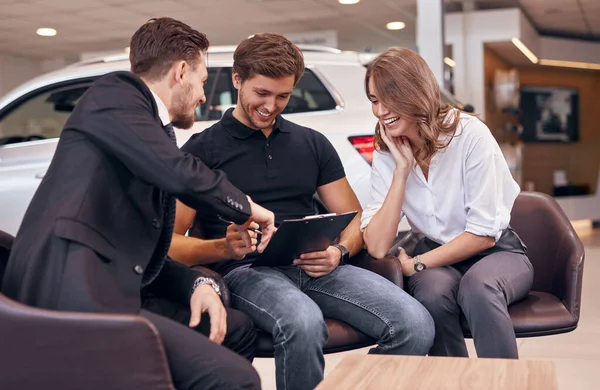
[502, 191, 585, 336]
[397, 192, 585, 337]
[0, 230, 175, 390]
[193, 249, 404, 357]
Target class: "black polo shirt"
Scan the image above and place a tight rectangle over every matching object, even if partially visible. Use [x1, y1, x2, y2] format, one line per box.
[180, 108, 346, 275]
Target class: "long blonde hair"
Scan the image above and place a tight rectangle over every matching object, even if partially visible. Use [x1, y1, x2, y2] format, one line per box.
[365, 47, 461, 167]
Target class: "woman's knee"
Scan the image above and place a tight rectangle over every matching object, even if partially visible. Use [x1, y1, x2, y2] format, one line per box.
[409, 268, 461, 315]
[457, 272, 504, 312]
[412, 284, 459, 320]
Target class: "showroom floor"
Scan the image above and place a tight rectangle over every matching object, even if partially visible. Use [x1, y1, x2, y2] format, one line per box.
[252, 224, 600, 390]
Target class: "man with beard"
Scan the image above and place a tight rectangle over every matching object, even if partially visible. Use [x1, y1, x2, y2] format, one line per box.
[1, 18, 276, 390]
[169, 33, 435, 390]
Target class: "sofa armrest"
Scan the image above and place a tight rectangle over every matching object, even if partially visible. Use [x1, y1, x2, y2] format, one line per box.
[191, 265, 231, 307]
[348, 250, 404, 289]
[0, 294, 174, 390]
[387, 231, 421, 257]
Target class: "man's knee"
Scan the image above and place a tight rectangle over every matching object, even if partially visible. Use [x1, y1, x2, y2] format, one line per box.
[207, 360, 261, 390]
[227, 308, 257, 341]
[274, 302, 328, 348]
[224, 308, 257, 360]
[390, 296, 435, 354]
[228, 363, 261, 390]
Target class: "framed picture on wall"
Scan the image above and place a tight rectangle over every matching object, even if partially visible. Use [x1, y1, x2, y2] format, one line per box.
[519, 86, 579, 143]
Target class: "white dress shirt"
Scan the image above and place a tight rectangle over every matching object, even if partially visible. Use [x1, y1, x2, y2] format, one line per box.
[150, 90, 170, 127]
[361, 110, 520, 244]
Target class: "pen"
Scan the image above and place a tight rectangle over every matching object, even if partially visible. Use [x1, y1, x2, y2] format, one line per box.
[218, 216, 263, 236]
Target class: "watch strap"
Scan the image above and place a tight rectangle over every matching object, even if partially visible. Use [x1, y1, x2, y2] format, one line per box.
[333, 243, 350, 265]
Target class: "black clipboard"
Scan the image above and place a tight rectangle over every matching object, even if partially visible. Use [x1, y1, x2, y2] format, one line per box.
[250, 211, 358, 268]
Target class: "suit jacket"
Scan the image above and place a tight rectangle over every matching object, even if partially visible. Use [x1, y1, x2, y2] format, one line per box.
[1, 71, 251, 314]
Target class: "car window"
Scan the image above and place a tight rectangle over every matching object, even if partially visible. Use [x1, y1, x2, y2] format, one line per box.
[283, 69, 337, 114]
[195, 67, 234, 121]
[0, 66, 339, 147]
[0, 82, 92, 146]
[0, 68, 232, 147]
[192, 67, 338, 121]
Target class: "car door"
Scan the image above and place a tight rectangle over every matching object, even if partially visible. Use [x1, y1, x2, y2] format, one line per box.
[0, 67, 234, 236]
[0, 81, 95, 235]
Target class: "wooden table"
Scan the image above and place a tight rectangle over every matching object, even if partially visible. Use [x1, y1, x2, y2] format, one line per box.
[316, 355, 557, 390]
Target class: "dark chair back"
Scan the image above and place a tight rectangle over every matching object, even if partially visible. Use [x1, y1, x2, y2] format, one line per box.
[510, 192, 585, 305]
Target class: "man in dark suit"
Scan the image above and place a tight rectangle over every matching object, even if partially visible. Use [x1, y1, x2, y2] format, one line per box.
[1, 18, 276, 390]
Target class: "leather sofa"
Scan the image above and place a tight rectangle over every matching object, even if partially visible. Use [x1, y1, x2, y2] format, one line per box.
[202, 191, 585, 357]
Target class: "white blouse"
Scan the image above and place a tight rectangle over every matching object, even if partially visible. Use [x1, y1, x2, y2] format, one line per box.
[360, 111, 520, 244]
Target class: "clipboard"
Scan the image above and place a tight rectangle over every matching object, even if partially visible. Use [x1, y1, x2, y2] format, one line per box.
[250, 211, 358, 268]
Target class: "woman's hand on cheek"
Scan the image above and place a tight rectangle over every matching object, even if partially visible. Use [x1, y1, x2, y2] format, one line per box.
[380, 126, 414, 180]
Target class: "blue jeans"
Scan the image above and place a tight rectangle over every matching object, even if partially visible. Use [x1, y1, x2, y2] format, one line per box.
[224, 264, 435, 390]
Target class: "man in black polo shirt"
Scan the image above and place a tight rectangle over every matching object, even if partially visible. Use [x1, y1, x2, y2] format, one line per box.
[170, 33, 434, 390]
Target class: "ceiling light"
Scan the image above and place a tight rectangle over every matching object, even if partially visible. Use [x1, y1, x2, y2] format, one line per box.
[511, 37, 538, 64]
[386, 22, 406, 31]
[36, 28, 57, 37]
[538, 59, 600, 71]
[444, 57, 456, 67]
[339, 0, 360, 4]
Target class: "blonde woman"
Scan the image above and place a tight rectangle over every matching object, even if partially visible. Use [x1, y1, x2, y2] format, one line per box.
[361, 47, 533, 359]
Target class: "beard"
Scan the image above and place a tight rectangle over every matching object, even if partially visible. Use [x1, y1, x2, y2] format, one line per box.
[170, 83, 196, 130]
[239, 88, 276, 130]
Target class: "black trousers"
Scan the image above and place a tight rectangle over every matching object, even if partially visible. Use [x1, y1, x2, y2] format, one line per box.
[142, 298, 260, 390]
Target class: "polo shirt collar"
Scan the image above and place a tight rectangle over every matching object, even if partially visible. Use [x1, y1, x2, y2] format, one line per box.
[222, 108, 289, 139]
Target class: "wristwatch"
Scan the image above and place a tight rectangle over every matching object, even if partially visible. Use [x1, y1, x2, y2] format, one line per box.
[333, 244, 350, 265]
[413, 255, 427, 273]
[191, 277, 222, 297]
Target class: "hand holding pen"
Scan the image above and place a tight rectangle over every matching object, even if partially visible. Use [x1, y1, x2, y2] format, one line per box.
[220, 219, 261, 260]
[220, 196, 276, 255]
[219, 216, 262, 236]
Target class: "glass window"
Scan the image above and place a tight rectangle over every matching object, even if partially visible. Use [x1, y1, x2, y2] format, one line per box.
[192, 67, 338, 121]
[195, 67, 234, 121]
[283, 69, 337, 114]
[0, 66, 339, 147]
[0, 82, 93, 146]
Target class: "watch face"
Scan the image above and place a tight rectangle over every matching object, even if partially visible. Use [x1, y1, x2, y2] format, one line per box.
[415, 263, 425, 272]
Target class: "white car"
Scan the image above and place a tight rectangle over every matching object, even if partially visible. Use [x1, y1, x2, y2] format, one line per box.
[0, 46, 463, 236]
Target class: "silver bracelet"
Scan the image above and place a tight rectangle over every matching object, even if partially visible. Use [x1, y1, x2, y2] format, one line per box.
[191, 277, 222, 297]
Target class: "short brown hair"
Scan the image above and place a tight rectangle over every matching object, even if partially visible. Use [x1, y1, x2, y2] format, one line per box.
[129, 17, 209, 81]
[233, 33, 305, 85]
[365, 47, 461, 167]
